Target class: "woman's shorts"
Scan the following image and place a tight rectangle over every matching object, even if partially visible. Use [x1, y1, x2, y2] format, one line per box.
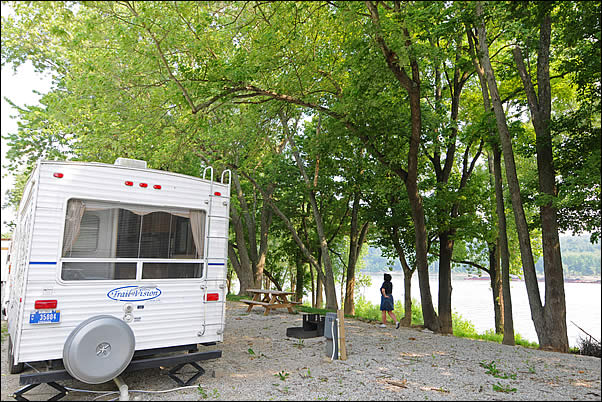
[380, 294, 394, 311]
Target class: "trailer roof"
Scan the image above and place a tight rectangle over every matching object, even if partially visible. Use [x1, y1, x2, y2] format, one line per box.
[38, 160, 229, 186]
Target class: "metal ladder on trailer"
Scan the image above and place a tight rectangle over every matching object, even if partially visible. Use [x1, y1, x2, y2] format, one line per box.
[202, 167, 231, 335]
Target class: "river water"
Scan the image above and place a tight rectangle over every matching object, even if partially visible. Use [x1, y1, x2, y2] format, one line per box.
[356, 272, 601, 348]
[230, 272, 600, 347]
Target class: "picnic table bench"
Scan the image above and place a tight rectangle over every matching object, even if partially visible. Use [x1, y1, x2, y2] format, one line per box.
[240, 288, 300, 315]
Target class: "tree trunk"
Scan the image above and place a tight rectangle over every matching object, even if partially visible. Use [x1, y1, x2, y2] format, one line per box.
[488, 242, 503, 334]
[255, 191, 273, 287]
[407, 88, 440, 333]
[344, 192, 369, 315]
[438, 232, 454, 334]
[231, 173, 261, 288]
[402, 269, 413, 326]
[227, 268, 232, 295]
[230, 172, 275, 293]
[476, 2, 546, 345]
[511, 13, 568, 352]
[295, 254, 305, 304]
[310, 262, 315, 307]
[493, 146, 515, 345]
[391, 227, 415, 327]
[316, 271, 324, 309]
[263, 269, 282, 291]
[228, 242, 254, 296]
[229, 208, 257, 294]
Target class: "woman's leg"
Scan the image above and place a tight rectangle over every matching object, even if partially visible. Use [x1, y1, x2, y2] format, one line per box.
[381, 310, 387, 324]
[388, 310, 398, 322]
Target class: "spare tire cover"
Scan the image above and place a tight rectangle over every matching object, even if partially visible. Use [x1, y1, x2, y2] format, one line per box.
[63, 315, 135, 384]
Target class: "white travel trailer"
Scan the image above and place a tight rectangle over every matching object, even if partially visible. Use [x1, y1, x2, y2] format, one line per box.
[4, 158, 230, 386]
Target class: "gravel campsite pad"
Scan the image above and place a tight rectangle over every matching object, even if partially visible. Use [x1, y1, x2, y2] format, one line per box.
[2, 300, 601, 401]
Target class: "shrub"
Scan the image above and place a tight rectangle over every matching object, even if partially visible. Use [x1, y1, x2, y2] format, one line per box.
[577, 336, 601, 358]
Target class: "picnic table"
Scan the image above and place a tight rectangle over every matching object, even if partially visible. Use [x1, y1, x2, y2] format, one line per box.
[240, 288, 301, 315]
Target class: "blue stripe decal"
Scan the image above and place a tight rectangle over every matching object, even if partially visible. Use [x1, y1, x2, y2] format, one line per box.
[208, 263, 225, 266]
[29, 262, 57, 265]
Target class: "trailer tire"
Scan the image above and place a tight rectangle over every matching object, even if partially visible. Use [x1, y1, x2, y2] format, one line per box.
[8, 335, 24, 374]
[63, 315, 135, 384]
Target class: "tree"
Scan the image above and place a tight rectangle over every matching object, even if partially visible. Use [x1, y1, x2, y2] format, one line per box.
[510, 2, 568, 351]
[474, 1, 569, 351]
[466, 25, 515, 345]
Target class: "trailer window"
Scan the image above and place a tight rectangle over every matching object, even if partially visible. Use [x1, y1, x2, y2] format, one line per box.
[142, 263, 202, 279]
[62, 262, 137, 280]
[61, 199, 206, 281]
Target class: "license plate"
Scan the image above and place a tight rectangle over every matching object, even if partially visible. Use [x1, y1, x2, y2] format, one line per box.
[29, 310, 61, 324]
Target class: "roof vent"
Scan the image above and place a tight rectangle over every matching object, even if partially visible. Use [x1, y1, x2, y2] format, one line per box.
[114, 158, 147, 169]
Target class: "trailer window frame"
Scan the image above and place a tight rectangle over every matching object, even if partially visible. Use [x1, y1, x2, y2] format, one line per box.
[58, 198, 207, 283]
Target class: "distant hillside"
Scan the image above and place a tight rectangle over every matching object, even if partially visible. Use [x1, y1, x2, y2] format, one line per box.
[362, 234, 600, 277]
[535, 234, 600, 277]
[362, 247, 398, 272]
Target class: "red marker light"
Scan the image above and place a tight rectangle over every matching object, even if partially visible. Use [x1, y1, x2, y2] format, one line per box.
[35, 300, 57, 309]
[206, 293, 219, 301]
[139, 183, 148, 188]
[53, 173, 64, 178]
[153, 185, 162, 190]
[214, 191, 221, 196]
[125, 181, 133, 186]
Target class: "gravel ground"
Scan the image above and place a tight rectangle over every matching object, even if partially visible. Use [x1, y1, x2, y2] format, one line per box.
[2, 300, 601, 401]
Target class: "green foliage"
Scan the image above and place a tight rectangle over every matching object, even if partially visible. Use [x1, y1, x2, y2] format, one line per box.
[2, 170, 31, 226]
[353, 295, 423, 325]
[353, 295, 387, 322]
[274, 371, 289, 381]
[197, 386, 219, 399]
[453, 323, 539, 349]
[492, 383, 517, 393]
[479, 360, 517, 380]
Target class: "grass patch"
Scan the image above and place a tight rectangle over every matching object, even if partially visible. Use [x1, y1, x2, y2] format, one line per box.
[226, 293, 245, 302]
[1, 321, 7, 340]
[453, 313, 539, 349]
[493, 383, 517, 393]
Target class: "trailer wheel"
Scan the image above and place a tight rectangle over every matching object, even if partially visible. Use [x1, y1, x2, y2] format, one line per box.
[8, 335, 24, 374]
[63, 315, 135, 384]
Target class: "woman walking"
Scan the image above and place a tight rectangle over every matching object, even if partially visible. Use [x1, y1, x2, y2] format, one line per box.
[379, 273, 400, 328]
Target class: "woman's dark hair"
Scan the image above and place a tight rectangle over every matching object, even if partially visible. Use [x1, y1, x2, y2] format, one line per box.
[383, 273, 392, 282]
